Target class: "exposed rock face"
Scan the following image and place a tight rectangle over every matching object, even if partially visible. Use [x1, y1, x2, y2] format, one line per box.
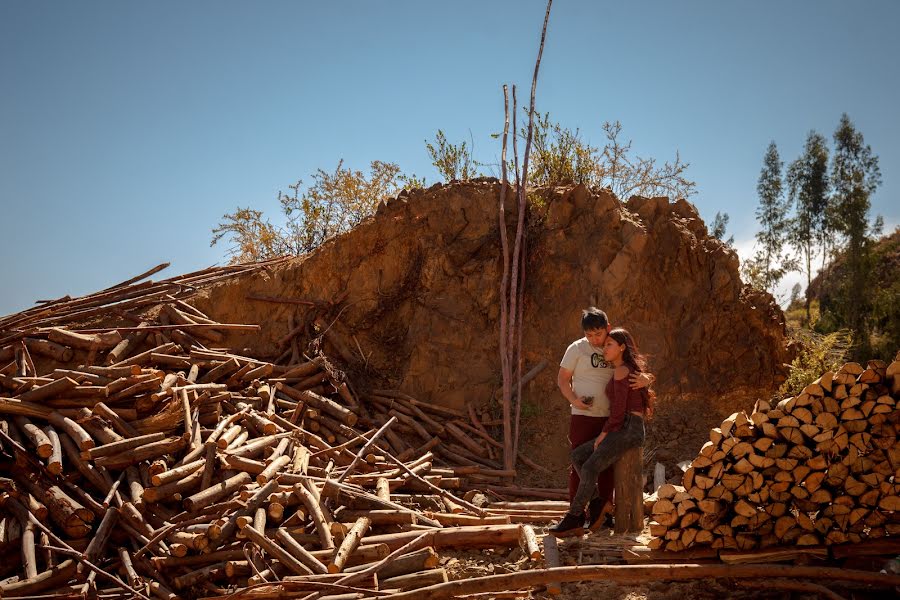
[195, 181, 792, 478]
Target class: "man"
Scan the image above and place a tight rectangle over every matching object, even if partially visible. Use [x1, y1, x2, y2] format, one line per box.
[552, 307, 651, 533]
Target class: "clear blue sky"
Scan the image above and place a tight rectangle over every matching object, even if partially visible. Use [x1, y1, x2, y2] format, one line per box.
[2, 0, 898, 315]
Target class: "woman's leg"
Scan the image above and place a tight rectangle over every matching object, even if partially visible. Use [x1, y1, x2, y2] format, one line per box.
[570, 416, 645, 513]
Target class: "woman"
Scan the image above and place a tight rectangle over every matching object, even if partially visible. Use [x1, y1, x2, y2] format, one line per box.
[557, 308, 653, 531]
[550, 327, 654, 537]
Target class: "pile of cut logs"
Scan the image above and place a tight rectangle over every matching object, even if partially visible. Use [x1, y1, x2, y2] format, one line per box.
[0, 266, 567, 600]
[650, 359, 900, 552]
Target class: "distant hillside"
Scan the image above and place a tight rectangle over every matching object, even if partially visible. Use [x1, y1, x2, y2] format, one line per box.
[808, 227, 900, 358]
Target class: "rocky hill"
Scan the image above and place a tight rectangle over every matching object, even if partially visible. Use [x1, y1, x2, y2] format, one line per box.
[184, 180, 793, 481]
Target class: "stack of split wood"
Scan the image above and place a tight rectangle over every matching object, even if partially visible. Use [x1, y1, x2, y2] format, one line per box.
[0, 266, 567, 600]
[650, 359, 900, 552]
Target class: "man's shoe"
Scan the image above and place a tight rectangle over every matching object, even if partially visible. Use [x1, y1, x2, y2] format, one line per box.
[586, 498, 614, 532]
[549, 512, 585, 538]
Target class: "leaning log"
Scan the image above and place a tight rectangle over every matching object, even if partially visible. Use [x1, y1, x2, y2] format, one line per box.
[379, 563, 900, 600]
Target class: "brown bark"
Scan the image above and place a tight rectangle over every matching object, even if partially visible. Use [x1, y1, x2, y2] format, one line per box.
[240, 524, 314, 577]
[183, 471, 251, 513]
[329, 516, 371, 573]
[94, 435, 187, 469]
[614, 446, 644, 533]
[24, 338, 74, 363]
[10, 463, 93, 538]
[15, 376, 79, 403]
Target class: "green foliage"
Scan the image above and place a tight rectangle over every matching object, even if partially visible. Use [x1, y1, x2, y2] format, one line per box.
[779, 328, 852, 397]
[784, 297, 820, 330]
[711, 211, 734, 246]
[743, 142, 797, 295]
[824, 114, 883, 354]
[870, 275, 900, 361]
[789, 282, 802, 307]
[524, 115, 696, 199]
[816, 228, 898, 362]
[212, 160, 423, 263]
[831, 114, 882, 245]
[527, 112, 598, 186]
[210, 208, 288, 264]
[425, 130, 480, 182]
[787, 131, 830, 324]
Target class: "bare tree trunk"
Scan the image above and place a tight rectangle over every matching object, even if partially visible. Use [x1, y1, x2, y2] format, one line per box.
[505, 0, 552, 474]
[498, 85, 514, 481]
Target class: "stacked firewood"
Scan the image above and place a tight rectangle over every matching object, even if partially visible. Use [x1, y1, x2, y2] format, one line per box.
[0, 271, 565, 599]
[650, 359, 900, 552]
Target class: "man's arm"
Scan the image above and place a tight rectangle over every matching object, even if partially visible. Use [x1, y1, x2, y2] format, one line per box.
[628, 371, 654, 390]
[558, 367, 590, 411]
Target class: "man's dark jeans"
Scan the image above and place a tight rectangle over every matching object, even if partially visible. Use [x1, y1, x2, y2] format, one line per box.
[569, 413, 645, 514]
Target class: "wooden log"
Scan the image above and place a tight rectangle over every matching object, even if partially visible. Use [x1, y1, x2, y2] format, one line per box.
[47, 411, 94, 451]
[41, 425, 63, 474]
[22, 338, 73, 363]
[321, 478, 443, 529]
[84, 432, 166, 460]
[380, 563, 900, 600]
[381, 567, 449, 591]
[337, 509, 416, 527]
[614, 446, 644, 534]
[329, 516, 371, 573]
[105, 323, 151, 365]
[150, 458, 205, 487]
[277, 383, 358, 426]
[79, 506, 118, 575]
[110, 342, 179, 368]
[21, 519, 37, 579]
[363, 524, 522, 552]
[518, 525, 541, 560]
[240, 524, 314, 576]
[388, 407, 432, 442]
[273, 527, 329, 575]
[373, 389, 466, 419]
[424, 513, 509, 527]
[13, 416, 53, 458]
[48, 327, 122, 351]
[198, 357, 240, 384]
[335, 416, 397, 484]
[92, 402, 139, 438]
[542, 535, 563, 595]
[172, 562, 226, 590]
[58, 435, 111, 494]
[14, 377, 78, 403]
[256, 454, 291, 485]
[222, 431, 294, 458]
[0, 559, 77, 597]
[183, 471, 250, 513]
[444, 422, 487, 457]
[161, 304, 224, 343]
[94, 436, 187, 469]
[9, 463, 92, 538]
[293, 482, 335, 550]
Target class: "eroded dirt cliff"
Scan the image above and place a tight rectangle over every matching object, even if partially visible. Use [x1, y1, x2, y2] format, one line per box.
[190, 181, 793, 482]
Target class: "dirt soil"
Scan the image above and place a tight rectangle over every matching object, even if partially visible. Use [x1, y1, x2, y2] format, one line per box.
[187, 180, 794, 485]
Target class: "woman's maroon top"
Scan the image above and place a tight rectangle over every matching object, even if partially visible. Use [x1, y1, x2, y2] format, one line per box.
[602, 366, 646, 433]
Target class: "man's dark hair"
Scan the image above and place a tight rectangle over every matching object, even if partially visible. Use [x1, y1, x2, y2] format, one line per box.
[581, 307, 609, 331]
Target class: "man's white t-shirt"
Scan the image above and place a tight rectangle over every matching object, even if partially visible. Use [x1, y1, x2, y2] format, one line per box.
[560, 337, 613, 417]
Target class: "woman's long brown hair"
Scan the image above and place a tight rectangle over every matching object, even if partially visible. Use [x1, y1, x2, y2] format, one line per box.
[608, 328, 655, 416]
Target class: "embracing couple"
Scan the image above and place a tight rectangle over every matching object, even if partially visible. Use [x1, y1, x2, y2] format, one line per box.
[550, 307, 655, 538]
